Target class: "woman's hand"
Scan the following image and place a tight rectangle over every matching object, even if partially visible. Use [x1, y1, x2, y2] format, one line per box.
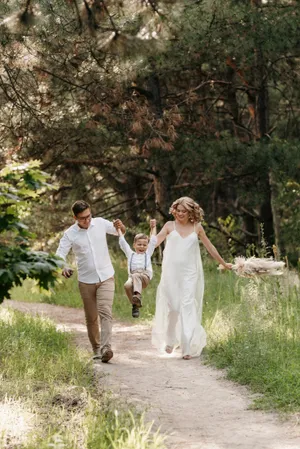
[223, 263, 233, 270]
[150, 218, 156, 229]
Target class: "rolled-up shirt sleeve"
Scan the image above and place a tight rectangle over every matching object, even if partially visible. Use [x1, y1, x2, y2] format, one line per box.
[56, 233, 72, 263]
[119, 235, 133, 259]
[103, 218, 119, 236]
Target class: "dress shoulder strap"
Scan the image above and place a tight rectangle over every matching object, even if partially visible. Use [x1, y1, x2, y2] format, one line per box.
[173, 221, 176, 230]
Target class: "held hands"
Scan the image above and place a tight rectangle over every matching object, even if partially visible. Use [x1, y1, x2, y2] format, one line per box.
[62, 267, 74, 279]
[150, 218, 157, 236]
[150, 219, 156, 229]
[113, 218, 125, 235]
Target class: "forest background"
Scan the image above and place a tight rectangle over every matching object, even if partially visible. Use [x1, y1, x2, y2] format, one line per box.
[1, 0, 300, 283]
[1, 3, 300, 447]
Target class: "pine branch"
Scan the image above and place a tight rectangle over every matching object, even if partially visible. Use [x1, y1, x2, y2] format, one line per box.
[101, 1, 119, 35]
[208, 224, 246, 247]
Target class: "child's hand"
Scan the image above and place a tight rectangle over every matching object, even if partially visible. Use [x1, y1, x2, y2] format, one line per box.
[150, 219, 156, 229]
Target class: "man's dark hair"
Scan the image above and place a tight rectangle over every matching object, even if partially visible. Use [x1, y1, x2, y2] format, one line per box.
[72, 200, 90, 216]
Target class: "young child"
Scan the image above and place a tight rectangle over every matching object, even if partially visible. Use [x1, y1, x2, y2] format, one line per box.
[118, 219, 157, 318]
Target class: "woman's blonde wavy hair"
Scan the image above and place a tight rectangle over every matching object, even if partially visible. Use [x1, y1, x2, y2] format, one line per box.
[169, 197, 204, 223]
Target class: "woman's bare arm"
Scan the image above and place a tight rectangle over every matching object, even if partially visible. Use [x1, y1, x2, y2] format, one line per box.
[155, 222, 172, 247]
[197, 223, 232, 269]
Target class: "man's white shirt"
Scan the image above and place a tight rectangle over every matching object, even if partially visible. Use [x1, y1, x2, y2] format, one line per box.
[56, 217, 118, 283]
[119, 235, 157, 279]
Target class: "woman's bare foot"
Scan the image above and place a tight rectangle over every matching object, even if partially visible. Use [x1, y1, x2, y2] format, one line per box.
[183, 355, 192, 360]
[165, 345, 173, 354]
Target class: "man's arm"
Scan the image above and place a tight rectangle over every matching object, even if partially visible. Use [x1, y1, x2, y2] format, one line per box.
[56, 233, 74, 278]
[103, 218, 126, 236]
[56, 233, 72, 261]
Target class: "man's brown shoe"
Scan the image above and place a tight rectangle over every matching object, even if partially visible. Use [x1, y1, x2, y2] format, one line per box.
[101, 349, 113, 363]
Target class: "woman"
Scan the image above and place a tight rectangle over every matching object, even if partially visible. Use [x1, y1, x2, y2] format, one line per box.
[152, 197, 232, 360]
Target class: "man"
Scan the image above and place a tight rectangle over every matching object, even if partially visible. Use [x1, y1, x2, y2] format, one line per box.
[56, 200, 125, 363]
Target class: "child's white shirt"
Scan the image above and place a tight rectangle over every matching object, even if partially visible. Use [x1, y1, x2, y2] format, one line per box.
[119, 235, 157, 279]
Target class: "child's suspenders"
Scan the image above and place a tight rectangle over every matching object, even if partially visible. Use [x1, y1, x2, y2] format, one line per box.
[130, 253, 147, 272]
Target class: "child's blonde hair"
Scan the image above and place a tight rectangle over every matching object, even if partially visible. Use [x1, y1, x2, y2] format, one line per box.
[134, 233, 149, 243]
[169, 197, 204, 223]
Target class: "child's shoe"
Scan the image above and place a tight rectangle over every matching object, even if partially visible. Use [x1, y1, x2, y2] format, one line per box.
[132, 304, 140, 318]
[132, 293, 142, 307]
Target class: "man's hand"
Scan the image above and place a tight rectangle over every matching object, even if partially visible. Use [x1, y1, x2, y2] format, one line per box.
[113, 219, 126, 234]
[62, 268, 74, 279]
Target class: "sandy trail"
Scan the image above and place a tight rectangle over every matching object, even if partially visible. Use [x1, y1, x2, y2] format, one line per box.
[4, 300, 300, 449]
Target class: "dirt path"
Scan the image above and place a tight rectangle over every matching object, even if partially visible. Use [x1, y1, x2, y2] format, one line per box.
[4, 300, 300, 449]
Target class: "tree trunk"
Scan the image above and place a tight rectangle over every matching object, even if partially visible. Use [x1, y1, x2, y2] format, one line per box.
[269, 170, 282, 258]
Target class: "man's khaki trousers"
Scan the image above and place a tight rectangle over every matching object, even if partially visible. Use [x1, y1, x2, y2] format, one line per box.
[78, 277, 114, 354]
[124, 270, 150, 305]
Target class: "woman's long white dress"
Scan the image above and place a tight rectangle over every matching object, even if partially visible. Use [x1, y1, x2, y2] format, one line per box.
[152, 223, 206, 357]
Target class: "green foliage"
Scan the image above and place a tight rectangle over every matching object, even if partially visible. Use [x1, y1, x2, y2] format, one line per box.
[277, 179, 300, 263]
[0, 161, 63, 303]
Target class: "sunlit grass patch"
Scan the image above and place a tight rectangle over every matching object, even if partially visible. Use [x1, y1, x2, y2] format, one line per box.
[86, 405, 166, 449]
[0, 397, 36, 449]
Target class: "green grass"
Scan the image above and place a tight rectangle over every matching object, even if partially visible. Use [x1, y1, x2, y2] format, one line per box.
[0, 308, 91, 393]
[10, 276, 83, 308]
[0, 308, 166, 449]
[203, 271, 300, 412]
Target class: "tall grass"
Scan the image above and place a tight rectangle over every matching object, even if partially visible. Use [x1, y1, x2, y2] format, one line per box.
[204, 268, 300, 412]
[0, 308, 166, 449]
